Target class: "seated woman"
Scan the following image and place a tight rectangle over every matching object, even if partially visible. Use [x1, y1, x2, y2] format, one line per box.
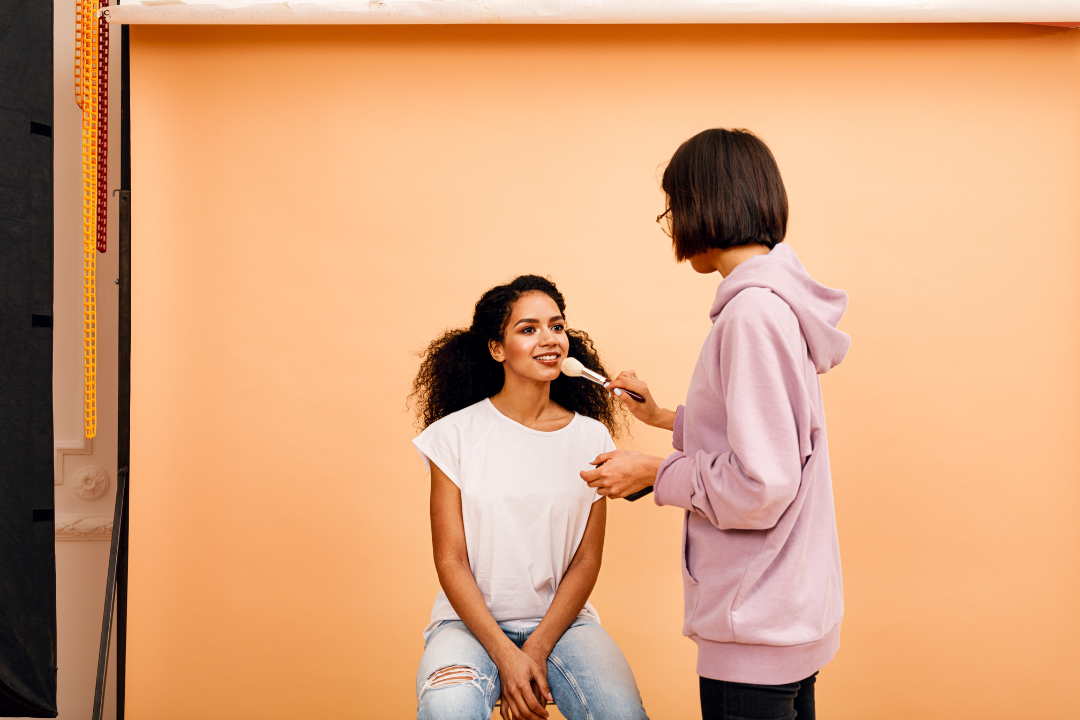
[410, 275, 649, 720]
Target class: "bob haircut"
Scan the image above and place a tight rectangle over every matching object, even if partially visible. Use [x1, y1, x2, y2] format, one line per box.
[661, 128, 789, 261]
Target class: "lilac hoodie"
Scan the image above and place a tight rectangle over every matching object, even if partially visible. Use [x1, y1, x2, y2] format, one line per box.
[654, 243, 849, 685]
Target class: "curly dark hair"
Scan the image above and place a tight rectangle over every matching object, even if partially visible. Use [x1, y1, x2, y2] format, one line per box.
[410, 275, 626, 438]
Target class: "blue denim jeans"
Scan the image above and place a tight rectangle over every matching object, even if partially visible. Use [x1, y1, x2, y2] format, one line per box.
[416, 618, 649, 720]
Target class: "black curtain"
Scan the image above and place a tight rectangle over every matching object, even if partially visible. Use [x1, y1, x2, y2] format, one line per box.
[0, 0, 58, 715]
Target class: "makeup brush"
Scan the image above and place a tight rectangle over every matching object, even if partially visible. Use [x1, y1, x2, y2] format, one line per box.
[560, 357, 646, 402]
[563, 356, 654, 502]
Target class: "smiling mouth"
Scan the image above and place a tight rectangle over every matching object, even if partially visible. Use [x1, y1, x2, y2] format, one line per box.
[533, 353, 561, 363]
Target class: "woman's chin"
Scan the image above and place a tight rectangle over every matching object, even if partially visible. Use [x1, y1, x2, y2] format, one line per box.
[513, 368, 561, 384]
[505, 359, 564, 385]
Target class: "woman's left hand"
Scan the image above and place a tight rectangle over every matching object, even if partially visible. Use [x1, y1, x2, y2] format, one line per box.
[520, 640, 552, 708]
[495, 645, 552, 720]
[580, 450, 663, 499]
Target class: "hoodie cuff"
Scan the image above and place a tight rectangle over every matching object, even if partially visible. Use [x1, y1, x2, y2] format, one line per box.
[672, 405, 685, 451]
[653, 451, 695, 511]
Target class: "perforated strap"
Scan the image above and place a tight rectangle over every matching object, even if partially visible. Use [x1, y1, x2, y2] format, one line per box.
[78, 0, 99, 438]
[96, 0, 109, 254]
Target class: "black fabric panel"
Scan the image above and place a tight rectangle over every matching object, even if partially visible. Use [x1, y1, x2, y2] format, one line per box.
[0, 0, 57, 716]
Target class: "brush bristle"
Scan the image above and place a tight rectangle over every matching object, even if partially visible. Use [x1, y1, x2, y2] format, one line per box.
[560, 357, 585, 377]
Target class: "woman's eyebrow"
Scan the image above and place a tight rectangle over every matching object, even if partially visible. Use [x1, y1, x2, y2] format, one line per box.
[513, 315, 565, 327]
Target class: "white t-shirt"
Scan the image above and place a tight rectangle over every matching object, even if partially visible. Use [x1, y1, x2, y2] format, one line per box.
[413, 398, 615, 639]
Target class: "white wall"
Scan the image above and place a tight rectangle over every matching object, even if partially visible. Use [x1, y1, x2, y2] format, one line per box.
[51, 0, 120, 716]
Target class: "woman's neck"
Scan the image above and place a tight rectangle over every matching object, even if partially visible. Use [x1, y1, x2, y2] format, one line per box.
[708, 243, 772, 277]
[489, 375, 571, 430]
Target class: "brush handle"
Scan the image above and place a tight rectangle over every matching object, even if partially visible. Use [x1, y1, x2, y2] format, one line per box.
[593, 459, 653, 502]
[579, 368, 646, 403]
[625, 485, 654, 501]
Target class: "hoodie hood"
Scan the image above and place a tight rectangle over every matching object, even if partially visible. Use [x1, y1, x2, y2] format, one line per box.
[710, 243, 850, 374]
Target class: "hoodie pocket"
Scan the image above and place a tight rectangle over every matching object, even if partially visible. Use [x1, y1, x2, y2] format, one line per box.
[681, 512, 699, 585]
[681, 512, 700, 636]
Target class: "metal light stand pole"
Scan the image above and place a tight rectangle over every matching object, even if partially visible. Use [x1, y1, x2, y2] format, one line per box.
[91, 17, 130, 720]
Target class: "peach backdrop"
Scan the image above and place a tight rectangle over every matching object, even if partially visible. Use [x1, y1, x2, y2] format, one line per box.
[128, 24, 1080, 718]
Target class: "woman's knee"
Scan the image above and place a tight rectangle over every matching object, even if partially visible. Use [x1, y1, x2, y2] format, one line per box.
[585, 682, 649, 720]
[552, 678, 648, 720]
[417, 664, 495, 720]
[585, 689, 649, 720]
[547, 624, 648, 720]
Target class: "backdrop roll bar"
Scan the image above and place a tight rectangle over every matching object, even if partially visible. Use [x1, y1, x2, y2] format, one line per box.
[101, 0, 1080, 26]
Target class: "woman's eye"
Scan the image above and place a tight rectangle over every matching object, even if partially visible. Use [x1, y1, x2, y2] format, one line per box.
[522, 327, 535, 333]
[551, 324, 565, 332]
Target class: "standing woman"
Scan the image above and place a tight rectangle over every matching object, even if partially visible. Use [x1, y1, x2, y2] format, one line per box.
[583, 129, 849, 720]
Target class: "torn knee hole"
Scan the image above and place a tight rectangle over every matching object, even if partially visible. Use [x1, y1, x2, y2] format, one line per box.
[427, 665, 477, 689]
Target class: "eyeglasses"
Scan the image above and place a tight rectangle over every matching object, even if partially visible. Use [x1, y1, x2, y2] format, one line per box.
[656, 208, 674, 239]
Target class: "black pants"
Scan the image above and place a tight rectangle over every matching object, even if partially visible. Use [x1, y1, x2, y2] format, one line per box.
[700, 673, 816, 720]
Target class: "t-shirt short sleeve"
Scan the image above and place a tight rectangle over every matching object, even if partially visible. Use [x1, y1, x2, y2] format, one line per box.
[584, 420, 617, 504]
[412, 418, 463, 488]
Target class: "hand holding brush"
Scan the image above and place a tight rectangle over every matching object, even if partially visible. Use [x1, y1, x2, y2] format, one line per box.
[560, 357, 646, 402]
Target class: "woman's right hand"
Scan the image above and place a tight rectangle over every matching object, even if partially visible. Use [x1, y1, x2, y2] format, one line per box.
[606, 370, 676, 431]
[495, 646, 552, 720]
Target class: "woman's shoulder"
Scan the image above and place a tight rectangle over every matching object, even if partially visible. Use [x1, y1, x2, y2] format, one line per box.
[722, 286, 792, 319]
[571, 414, 616, 449]
[413, 400, 500, 478]
[572, 412, 606, 432]
[421, 398, 498, 437]
[716, 287, 799, 339]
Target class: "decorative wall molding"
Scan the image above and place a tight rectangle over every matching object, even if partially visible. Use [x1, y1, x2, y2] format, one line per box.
[72, 465, 111, 500]
[55, 514, 113, 541]
[55, 436, 93, 485]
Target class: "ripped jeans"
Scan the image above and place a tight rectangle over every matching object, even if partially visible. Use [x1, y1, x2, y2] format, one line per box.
[416, 618, 649, 720]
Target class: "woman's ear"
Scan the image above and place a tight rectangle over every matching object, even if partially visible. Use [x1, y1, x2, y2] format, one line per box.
[488, 339, 505, 363]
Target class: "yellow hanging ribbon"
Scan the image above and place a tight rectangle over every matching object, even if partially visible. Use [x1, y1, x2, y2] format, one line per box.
[77, 0, 98, 439]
